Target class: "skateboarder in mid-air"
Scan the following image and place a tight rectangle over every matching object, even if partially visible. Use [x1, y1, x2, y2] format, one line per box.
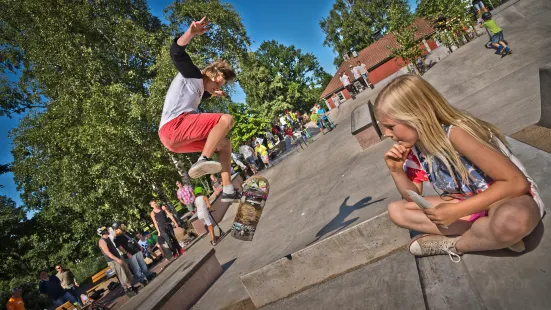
[158, 16, 240, 202]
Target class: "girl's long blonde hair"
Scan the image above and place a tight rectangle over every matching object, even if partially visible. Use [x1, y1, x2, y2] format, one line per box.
[374, 74, 507, 187]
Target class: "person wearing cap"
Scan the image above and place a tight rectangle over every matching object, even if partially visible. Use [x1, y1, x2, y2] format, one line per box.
[39, 271, 82, 307]
[97, 227, 137, 297]
[55, 265, 79, 299]
[112, 223, 156, 286]
[6, 287, 25, 310]
[193, 187, 219, 245]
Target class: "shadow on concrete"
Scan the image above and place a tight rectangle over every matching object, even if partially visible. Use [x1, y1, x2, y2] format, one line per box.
[221, 258, 237, 273]
[306, 196, 386, 246]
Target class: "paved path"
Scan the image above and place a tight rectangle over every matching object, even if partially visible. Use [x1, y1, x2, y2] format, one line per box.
[186, 1, 551, 308]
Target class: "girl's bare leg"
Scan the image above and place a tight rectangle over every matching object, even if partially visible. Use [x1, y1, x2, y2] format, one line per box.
[388, 195, 541, 253]
[455, 195, 540, 252]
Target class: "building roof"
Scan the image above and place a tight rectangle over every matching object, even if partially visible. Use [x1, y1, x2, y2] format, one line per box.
[320, 18, 436, 99]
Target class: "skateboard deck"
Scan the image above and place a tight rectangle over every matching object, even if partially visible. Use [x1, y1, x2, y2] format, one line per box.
[231, 175, 270, 241]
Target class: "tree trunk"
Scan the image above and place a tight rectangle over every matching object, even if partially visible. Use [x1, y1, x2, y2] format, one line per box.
[169, 153, 191, 185]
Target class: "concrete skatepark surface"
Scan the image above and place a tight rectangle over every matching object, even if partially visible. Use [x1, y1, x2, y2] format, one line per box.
[184, 1, 551, 308]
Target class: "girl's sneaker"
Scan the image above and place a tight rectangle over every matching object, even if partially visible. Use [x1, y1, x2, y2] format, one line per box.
[188, 157, 222, 179]
[409, 234, 462, 263]
[508, 240, 525, 252]
[495, 45, 504, 54]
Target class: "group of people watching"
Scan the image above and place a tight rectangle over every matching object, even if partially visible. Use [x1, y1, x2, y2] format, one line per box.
[338, 60, 373, 102]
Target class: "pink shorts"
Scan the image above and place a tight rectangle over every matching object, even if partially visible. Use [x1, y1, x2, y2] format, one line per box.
[159, 112, 223, 153]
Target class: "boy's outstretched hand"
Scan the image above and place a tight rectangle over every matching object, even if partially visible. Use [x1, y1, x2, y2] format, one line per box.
[190, 16, 210, 36]
[212, 90, 226, 97]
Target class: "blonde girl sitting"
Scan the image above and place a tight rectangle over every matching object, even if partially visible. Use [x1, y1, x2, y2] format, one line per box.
[375, 74, 544, 262]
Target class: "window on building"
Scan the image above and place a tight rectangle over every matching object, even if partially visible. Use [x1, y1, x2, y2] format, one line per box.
[337, 92, 345, 101]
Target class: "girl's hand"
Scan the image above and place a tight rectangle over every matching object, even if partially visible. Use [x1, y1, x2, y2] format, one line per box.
[190, 16, 210, 36]
[212, 90, 226, 97]
[384, 143, 410, 172]
[424, 203, 462, 227]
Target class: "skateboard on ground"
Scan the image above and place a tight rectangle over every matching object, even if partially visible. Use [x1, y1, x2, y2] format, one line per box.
[231, 175, 270, 241]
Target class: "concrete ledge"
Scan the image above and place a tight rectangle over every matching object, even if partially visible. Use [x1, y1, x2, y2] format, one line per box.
[350, 100, 382, 149]
[239, 211, 411, 308]
[263, 250, 425, 310]
[120, 249, 222, 310]
[538, 63, 551, 128]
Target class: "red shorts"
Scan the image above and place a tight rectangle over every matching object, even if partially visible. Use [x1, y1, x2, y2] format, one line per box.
[159, 112, 223, 153]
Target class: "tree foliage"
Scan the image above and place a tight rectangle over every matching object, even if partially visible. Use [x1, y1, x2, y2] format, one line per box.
[416, 0, 476, 51]
[387, 1, 425, 74]
[228, 103, 270, 150]
[239, 40, 328, 121]
[320, 0, 394, 67]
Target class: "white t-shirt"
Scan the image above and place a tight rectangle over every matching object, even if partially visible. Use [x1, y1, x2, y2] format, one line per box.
[352, 67, 362, 79]
[159, 39, 211, 129]
[194, 195, 209, 219]
[239, 145, 254, 158]
[340, 75, 350, 86]
[358, 64, 368, 74]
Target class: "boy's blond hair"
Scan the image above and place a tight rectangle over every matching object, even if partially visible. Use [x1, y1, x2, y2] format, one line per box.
[374, 74, 506, 187]
[202, 60, 236, 82]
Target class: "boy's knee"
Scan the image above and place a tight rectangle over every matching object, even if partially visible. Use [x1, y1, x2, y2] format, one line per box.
[491, 206, 532, 243]
[388, 201, 406, 226]
[220, 114, 234, 128]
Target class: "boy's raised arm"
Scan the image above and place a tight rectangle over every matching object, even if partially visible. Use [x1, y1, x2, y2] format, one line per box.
[170, 16, 210, 78]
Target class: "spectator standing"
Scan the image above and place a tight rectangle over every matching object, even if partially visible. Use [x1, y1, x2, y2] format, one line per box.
[113, 223, 156, 286]
[239, 144, 258, 174]
[97, 227, 137, 297]
[6, 287, 25, 310]
[255, 141, 271, 168]
[55, 265, 79, 299]
[350, 64, 367, 90]
[339, 72, 356, 99]
[193, 187, 219, 245]
[39, 271, 82, 306]
[356, 61, 373, 88]
[150, 201, 185, 258]
[176, 181, 195, 213]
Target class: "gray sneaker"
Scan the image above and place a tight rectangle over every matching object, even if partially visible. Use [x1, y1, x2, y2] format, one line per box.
[409, 234, 462, 263]
[188, 157, 222, 179]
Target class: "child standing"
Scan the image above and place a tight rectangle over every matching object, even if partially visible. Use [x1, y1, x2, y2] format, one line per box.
[255, 142, 271, 168]
[481, 12, 511, 55]
[375, 74, 544, 262]
[194, 187, 219, 246]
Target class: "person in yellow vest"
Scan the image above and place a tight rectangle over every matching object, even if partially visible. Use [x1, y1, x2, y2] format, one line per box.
[255, 141, 272, 168]
[7, 287, 25, 310]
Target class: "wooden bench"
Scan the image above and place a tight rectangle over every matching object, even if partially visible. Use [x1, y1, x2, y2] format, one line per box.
[55, 301, 75, 310]
[539, 62, 551, 128]
[350, 100, 384, 149]
[86, 266, 112, 294]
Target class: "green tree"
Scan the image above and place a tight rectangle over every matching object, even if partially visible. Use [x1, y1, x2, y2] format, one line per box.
[239, 40, 329, 121]
[228, 103, 270, 149]
[416, 0, 476, 51]
[2, 0, 181, 287]
[320, 0, 393, 67]
[387, 1, 426, 75]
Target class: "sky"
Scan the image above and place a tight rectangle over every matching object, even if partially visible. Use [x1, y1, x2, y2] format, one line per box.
[0, 0, 418, 208]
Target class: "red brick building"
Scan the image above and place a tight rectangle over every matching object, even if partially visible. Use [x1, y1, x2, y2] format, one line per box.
[320, 18, 438, 109]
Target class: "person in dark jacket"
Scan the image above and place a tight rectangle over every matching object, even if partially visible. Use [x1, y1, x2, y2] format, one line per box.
[39, 271, 81, 307]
